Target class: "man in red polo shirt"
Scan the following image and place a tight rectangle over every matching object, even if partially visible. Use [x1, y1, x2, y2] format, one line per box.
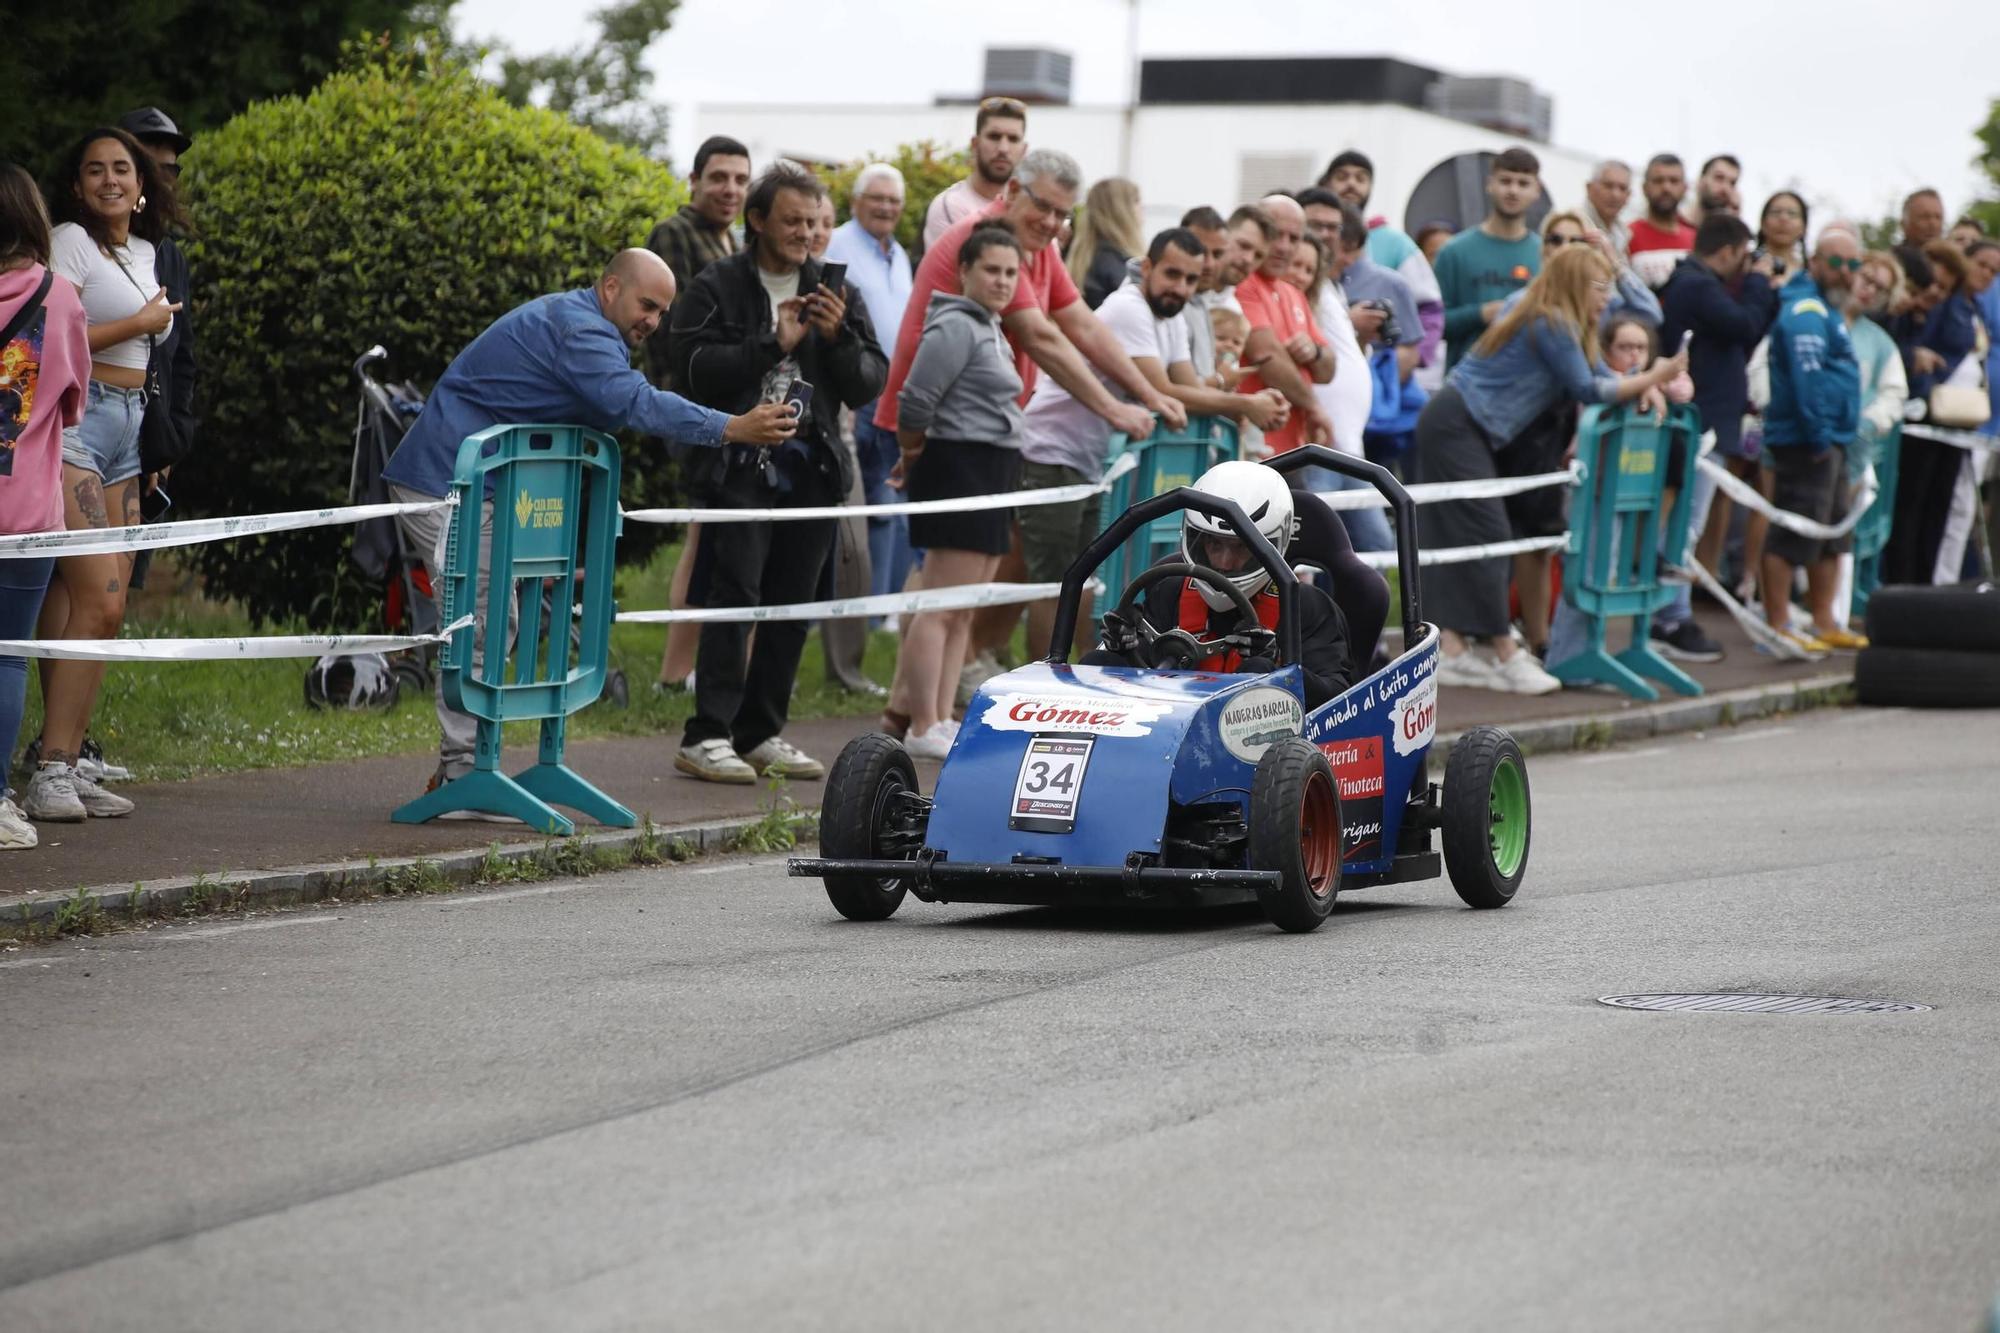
[877, 148, 1180, 441]
[1234, 194, 1335, 453]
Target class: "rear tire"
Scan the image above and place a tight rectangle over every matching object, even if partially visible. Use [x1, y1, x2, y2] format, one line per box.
[820, 732, 918, 921]
[1855, 645, 2000, 708]
[1248, 737, 1342, 933]
[1442, 726, 1529, 909]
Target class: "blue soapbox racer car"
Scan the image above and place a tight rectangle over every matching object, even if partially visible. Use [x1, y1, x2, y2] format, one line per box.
[787, 447, 1531, 932]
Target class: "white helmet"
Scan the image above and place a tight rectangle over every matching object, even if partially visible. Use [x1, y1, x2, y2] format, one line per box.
[1180, 460, 1295, 611]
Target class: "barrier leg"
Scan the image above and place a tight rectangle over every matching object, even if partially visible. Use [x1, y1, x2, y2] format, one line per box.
[391, 718, 575, 834]
[1614, 625, 1701, 697]
[512, 715, 636, 829]
[1547, 610, 1660, 700]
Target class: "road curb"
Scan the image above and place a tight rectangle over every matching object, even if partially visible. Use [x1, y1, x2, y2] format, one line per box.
[4, 670, 1853, 939]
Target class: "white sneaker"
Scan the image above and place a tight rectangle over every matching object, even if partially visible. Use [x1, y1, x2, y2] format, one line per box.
[1436, 646, 1504, 691]
[1492, 649, 1562, 695]
[71, 768, 135, 817]
[21, 763, 86, 823]
[905, 722, 955, 761]
[675, 738, 757, 784]
[0, 796, 36, 849]
[739, 735, 825, 780]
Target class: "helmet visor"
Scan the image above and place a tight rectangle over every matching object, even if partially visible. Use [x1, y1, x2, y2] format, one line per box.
[1192, 531, 1258, 574]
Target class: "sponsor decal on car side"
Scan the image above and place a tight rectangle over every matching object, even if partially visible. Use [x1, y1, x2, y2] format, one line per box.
[1216, 686, 1303, 762]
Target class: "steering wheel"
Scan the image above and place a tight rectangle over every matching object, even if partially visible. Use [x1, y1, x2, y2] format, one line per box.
[1100, 561, 1279, 671]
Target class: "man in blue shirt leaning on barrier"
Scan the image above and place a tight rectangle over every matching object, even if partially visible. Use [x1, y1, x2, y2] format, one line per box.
[383, 248, 799, 807]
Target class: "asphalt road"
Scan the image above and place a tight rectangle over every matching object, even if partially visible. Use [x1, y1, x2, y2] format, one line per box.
[3, 707, 1997, 1332]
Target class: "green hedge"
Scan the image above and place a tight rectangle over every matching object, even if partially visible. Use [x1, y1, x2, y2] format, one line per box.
[820, 140, 971, 255]
[178, 46, 687, 627]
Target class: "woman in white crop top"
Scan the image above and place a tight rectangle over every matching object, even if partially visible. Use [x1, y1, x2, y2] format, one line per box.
[21, 127, 187, 823]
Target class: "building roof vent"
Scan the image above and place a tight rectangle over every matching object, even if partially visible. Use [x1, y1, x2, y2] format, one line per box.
[982, 47, 1074, 105]
[1423, 75, 1552, 143]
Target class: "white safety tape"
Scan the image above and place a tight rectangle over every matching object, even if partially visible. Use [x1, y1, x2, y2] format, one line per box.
[1902, 423, 2000, 453]
[0, 616, 472, 663]
[617, 579, 1103, 626]
[1310, 466, 1579, 512]
[1696, 455, 1876, 541]
[0, 497, 456, 560]
[622, 452, 1140, 525]
[1678, 558, 1824, 662]
[1352, 535, 1567, 570]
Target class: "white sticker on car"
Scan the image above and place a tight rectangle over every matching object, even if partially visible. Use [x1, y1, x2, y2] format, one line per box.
[1216, 686, 1303, 762]
[982, 692, 1172, 737]
[1010, 736, 1094, 832]
[1390, 677, 1437, 757]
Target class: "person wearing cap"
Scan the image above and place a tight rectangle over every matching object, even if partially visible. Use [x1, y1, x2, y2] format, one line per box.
[115, 108, 197, 499]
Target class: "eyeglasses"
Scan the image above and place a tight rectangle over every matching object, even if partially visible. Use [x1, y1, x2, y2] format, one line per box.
[1822, 255, 1865, 272]
[856, 192, 903, 207]
[1018, 182, 1072, 225]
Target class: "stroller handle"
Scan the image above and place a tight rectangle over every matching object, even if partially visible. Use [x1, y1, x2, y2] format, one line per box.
[353, 345, 389, 382]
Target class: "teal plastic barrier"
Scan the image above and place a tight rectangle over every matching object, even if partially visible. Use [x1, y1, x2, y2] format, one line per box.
[1547, 404, 1703, 701]
[1848, 425, 1902, 624]
[391, 424, 634, 835]
[1093, 415, 1240, 601]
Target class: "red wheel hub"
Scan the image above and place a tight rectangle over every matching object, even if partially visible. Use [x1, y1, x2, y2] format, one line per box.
[1298, 769, 1339, 898]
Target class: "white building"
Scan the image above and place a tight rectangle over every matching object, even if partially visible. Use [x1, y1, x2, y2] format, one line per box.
[697, 55, 1601, 237]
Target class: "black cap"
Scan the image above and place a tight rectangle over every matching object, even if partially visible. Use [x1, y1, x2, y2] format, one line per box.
[117, 107, 192, 154]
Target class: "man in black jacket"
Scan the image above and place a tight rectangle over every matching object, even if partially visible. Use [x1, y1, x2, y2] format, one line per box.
[1651, 213, 1779, 662]
[669, 162, 887, 783]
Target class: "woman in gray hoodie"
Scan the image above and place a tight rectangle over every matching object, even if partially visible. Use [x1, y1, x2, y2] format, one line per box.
[885, 225, 1026, 758]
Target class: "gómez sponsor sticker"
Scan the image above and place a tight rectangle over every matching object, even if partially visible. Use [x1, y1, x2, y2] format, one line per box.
[982, 692, 1172, 738]
[1215, 686, 1302, 761]
[1390, 677, 1437, 756]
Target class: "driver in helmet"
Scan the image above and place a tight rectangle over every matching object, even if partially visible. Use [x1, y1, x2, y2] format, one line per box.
[1085, 461, 1353, 706]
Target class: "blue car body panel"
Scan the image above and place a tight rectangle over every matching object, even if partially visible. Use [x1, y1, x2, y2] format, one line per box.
[1304, 625, 1441, 875]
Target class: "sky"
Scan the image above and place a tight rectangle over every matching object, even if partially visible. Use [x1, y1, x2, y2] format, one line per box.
[455, 0, 1997, 228]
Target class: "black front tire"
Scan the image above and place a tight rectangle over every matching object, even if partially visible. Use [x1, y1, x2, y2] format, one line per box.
[819, 732, 919, 921]
[1248, 737, 1343, 933]
[1442, 726, 1529, 909]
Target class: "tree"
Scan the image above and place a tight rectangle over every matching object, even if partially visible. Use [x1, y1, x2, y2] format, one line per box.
[176, 43, 688, 627]
[487, 0, 680, 159]
[1971, 97, 2000, 237]
[820, 141, 973, 254]
[0, 1, 439, 186]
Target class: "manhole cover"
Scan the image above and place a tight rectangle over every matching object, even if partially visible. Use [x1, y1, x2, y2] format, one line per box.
[1599, 993, 1931, 1014]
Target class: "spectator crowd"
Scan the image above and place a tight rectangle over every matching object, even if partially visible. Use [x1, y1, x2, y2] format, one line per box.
[3, 94, 1996, 852]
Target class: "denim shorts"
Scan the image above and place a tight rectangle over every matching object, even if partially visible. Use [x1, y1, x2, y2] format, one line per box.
[60, 380, 146, 485]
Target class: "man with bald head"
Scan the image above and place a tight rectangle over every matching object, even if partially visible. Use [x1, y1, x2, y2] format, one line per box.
[1760, 229, 1865, 650]
[1232, 193, 1335, 454]
[383, 249, 799, 797]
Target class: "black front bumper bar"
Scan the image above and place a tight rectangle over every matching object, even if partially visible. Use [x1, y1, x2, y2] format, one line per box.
[787, 856, 1279, 905]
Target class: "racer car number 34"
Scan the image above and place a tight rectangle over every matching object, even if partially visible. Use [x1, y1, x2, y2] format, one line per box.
[1011, 736, 1094, 833]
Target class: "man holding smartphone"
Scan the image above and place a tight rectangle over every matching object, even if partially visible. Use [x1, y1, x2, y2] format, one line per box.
[668, 163, 888, 785]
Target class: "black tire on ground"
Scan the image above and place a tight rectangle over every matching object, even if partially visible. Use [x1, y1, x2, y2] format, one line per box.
[1854, 645, 2000, 708]
[1441, 725, 1530, 910]
[819, 732, 919, 921]
[603, 667, 630, 710]
[1864, 582, 2000, 652]
[1247, 737, 1343, 934]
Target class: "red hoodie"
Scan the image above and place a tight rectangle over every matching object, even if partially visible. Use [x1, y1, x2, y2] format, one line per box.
[0, 265, 89, 536]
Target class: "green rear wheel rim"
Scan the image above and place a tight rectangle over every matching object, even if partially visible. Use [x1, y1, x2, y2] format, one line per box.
[1487, 756, 1528, 878]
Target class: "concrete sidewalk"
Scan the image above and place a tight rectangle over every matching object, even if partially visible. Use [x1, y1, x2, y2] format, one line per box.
[4, 607, 1850, 907]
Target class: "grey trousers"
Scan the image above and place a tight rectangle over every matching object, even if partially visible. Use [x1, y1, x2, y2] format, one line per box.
[391, 484, 504, 778]
[819, 436, 875, 690]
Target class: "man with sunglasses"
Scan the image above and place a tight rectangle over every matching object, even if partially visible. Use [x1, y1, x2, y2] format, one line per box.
[923, 97, 1029, 250]
[1759, 231, 1865, 652]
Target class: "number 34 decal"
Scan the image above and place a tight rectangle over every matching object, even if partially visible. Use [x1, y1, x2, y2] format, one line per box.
[1009, 736, 1095, 833]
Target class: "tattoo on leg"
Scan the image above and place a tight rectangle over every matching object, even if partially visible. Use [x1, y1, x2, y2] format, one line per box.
[45, 748, 78, 767]
[119, 485, 142, 527]
[73, 477, 109, 528]
[106, 578, 121, 594]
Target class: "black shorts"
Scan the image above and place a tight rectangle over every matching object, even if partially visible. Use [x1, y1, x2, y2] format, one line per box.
[1764, 446, 1850, 565]
[907, 439, 1022, 555]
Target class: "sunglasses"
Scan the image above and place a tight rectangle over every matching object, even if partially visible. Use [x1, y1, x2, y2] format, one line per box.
[1546, 233, 1585, 248]
[978, 96, 1027, 116]
[1822, 255, 1865, 272]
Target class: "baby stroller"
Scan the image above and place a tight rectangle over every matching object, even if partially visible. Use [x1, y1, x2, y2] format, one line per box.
[307, 346, 629, 712]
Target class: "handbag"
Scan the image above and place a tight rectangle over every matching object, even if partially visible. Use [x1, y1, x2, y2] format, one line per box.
[109, 247, 192, 474]
[1928, 383, 1991, 430]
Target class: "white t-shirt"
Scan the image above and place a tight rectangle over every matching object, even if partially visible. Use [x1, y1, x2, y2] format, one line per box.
[50, 222, 168, 371]
[922, 178, 1002, 250]
[756, 265, 802, 404]
[1311, 284, 1372, 457]
[1021, 281, 1188, 479]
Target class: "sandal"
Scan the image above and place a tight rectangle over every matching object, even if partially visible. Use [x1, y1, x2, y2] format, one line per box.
[878, 709, 910, 739]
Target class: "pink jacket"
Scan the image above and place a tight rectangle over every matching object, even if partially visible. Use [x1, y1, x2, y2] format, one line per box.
[0, 265, 89, 536]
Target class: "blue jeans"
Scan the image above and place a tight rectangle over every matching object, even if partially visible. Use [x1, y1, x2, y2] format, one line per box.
[1306, 465, 1396, 552]
[0, 555, 55, 800]
[1653, 464, 1717, 631]
[854, 409, 914, 599]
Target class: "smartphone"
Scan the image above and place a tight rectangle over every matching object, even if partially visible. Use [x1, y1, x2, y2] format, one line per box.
[141, 485, 172, 521]
[816, 262, 846, 296]
[783, 379, 815, 424]
[1678, 329, 1695, 356]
